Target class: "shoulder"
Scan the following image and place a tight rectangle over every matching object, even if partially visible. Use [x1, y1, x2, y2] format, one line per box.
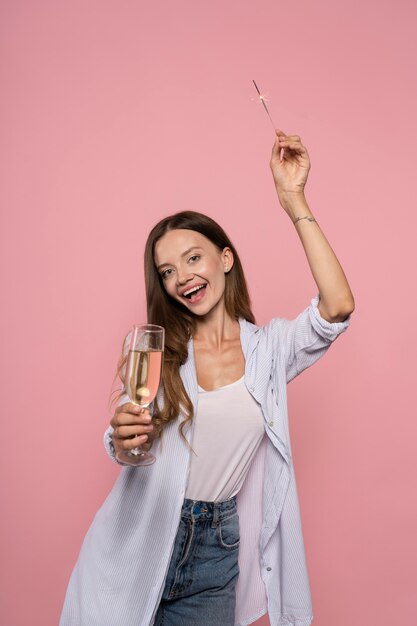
[239, 315, 288, 336]
[239, 316, 285, 356]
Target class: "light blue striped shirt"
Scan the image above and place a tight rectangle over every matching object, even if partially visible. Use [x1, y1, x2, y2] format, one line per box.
[60, 294, 350, 626]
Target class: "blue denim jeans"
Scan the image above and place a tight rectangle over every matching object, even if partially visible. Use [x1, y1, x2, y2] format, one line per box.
[153, 496, 240, 626]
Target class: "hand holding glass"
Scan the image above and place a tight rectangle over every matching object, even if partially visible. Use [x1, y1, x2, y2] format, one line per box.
[116, 324, 164, 466]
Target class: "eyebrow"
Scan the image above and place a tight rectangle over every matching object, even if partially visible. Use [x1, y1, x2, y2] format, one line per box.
[157, 247, 203, 271]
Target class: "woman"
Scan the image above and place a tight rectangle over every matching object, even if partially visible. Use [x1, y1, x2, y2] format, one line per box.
[60, 130, 354, 626]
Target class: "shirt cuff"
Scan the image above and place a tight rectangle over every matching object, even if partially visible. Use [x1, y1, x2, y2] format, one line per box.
[308, 294, 351, 342]
[104, 426, 129, 466]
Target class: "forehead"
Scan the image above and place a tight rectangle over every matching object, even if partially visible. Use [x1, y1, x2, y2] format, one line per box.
[154, 229, 219, 265]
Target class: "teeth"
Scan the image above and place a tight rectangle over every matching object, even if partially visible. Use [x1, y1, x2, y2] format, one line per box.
[183, 284, 205, 297]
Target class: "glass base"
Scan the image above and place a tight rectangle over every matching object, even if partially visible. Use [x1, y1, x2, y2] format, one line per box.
[116, 448, 156, 466]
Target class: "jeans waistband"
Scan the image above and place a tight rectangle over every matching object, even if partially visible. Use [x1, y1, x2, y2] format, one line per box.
[180, 496, 237, 522]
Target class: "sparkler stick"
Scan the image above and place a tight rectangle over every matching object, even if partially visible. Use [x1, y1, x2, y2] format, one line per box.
[253, 80, 284, 160]
[252, 80, 277, 131]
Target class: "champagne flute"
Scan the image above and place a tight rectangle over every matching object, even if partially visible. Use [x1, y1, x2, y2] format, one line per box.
[116, 324, 164, 466]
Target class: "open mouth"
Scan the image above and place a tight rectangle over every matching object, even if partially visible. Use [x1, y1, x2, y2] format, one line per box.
[182, 283, 207, 303]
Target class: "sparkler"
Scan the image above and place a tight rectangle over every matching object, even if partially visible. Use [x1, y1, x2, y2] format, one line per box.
[252, 80, 277, 131]
[252, 80, 284, 160]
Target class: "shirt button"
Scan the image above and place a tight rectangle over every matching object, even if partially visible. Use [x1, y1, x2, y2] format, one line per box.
[269, 421, 274, 427]
[266, 566, 272, 571]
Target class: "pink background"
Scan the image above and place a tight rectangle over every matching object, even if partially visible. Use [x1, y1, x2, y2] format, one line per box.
[1, 1, 416, 625]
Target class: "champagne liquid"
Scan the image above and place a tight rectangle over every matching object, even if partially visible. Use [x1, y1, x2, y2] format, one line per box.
[126, 349, 163, 406]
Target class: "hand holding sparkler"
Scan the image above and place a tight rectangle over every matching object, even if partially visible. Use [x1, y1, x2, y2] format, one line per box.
[270, 130, 311, 197]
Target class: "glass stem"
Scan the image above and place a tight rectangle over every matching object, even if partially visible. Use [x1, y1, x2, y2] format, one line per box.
[129, 402, 149, 456]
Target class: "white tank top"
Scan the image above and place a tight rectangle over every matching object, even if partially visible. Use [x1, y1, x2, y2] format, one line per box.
[185, 376, 265, 502]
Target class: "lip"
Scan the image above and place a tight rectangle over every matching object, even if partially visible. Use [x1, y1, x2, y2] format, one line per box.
[179, 282, 207, 298]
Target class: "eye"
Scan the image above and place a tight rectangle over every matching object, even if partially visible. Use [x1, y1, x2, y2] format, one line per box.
[188, 255, 200, 263]
[161, 268, 174, 280]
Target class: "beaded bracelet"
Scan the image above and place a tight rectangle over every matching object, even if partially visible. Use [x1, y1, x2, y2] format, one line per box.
[293, 216, 317, 224]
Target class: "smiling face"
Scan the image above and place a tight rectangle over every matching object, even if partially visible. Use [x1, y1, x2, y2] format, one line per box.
[154, 229, 234, 317]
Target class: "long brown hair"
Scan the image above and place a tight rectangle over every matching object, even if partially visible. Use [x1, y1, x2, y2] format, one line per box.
[111, 210, 255, 441]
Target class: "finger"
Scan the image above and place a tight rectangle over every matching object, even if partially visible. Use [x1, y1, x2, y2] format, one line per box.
[271, 138, 279, 158]
[275, 128, 287, 137]
[280, 134, 301, 142]
[115, 423, 154, 440]
[111, 408, 152, 429]
[271, 135, 284, 157]
[277, 141, 307, 153]
[121, 436, 152, 453]
[120, 433, 150, 450]
[115, 402, 142, 415]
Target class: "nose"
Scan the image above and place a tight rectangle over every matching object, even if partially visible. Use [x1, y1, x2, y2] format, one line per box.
[176, 269, 193, 286]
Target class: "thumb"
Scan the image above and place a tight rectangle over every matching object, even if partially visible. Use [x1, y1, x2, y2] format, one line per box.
[275, 128, 287, 138]
[271, 135, 282, 157]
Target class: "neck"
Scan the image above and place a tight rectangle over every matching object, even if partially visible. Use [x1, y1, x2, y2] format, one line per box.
[193, 305, 239, 349]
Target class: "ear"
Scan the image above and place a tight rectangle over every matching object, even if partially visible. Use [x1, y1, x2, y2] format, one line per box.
[222, 247, 234, 273]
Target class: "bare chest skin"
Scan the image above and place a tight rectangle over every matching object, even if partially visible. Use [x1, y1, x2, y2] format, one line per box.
[194, 337, 245, 391]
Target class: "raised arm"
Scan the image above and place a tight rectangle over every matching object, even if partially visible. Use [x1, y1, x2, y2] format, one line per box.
[270, 131, 355, 322]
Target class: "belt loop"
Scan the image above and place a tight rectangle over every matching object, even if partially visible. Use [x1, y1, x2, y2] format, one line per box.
[211, 502, 220, 528]
[191, 500, 197, 524]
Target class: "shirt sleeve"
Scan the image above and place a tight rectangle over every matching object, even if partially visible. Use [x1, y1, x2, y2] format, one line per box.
[282, 294, 351, 383]
[104, 391, 131, 465]
[104, 331, 132, 464]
